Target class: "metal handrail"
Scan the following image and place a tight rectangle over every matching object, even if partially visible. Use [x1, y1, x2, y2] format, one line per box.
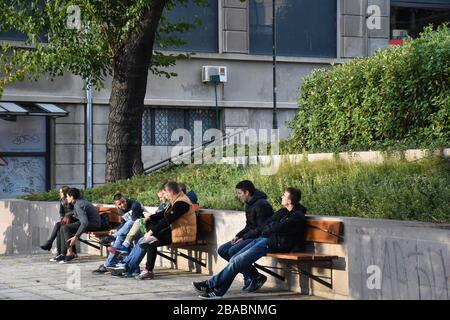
[143, 131, 242, 175]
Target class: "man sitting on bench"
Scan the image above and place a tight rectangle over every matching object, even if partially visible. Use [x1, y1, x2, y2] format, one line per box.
[92, 193, 144, 273]
[216, 180, 274, 291]
[193, 187, 306, 299]
[58, 188, 101, 263]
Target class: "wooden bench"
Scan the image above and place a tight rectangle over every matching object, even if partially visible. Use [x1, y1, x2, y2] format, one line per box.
[254, 218, 344, 290]
[156, 211, 214, 268]
[77, 206, 122, 252]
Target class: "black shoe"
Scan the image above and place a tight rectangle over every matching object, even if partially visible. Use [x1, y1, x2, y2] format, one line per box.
[92, 265, 108, 274]
[40, 241, 52, 251]
[100, 236, 116, 247]
[193, 281, 210, 293]
[247, 274, 267, 293]
[242, 280, 252, 291]
[59, 255, 76, 264]
[198, 290, 223, 300]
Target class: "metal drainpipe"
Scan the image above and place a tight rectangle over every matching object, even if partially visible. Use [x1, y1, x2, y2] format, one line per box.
[85, 80, 93, 189]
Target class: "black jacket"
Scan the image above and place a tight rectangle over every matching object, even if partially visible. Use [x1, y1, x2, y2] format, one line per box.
[236, 190, 274, 240]
[119, 199, 144, 221]
[262, 203, 307, 253]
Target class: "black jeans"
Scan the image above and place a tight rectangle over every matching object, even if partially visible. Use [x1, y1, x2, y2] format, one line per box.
[49, 221, 76, 255]
[144, 229, 172, 271]
[60, 221, 98, 255]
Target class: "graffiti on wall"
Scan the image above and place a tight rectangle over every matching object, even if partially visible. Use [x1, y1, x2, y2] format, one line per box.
[0, 157, 46, 198]
[351, 228, 450, 300]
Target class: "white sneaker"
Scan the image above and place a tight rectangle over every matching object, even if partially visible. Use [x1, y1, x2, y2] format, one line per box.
[49, 254, 63, 262]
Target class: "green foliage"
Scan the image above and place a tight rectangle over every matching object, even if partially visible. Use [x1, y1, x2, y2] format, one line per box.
[21, 157, 450, 224]
[288, 25, 450, 153]
[0, 0, 209, 90]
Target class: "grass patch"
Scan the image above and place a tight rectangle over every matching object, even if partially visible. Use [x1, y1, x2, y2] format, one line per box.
[20, 157, 450, 223]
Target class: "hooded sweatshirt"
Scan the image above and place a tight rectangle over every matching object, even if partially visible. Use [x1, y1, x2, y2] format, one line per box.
[235, 189, 274, 240]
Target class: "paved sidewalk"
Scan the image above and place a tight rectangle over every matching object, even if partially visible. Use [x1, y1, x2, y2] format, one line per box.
[0, 254, 323, 300]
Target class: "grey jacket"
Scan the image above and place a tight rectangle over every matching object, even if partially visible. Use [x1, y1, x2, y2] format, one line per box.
[73, 198, 101, 238]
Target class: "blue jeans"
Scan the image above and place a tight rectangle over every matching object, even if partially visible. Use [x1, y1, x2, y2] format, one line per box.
[207, 237, 270, 296]
[104, 220, 134, 267]
[212, 238, 254, 288]
[122, 236, 147, 275]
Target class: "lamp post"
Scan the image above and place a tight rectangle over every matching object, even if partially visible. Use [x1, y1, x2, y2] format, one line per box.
[272, 0, 278, 130]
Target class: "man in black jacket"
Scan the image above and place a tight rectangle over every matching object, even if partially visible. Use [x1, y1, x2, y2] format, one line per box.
[215, 180, 274, 290]
[193, 187, 306, 299]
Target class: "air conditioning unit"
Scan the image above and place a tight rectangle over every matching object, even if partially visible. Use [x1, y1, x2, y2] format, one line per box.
[202, 66, 227, 83]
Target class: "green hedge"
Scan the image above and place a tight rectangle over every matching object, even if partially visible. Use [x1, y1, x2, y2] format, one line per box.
[286, 25, 450, 154]
[20, 157, 450, 223]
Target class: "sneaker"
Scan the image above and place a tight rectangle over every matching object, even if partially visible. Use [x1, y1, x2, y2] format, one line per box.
[110, 267, 126, 276]
[59, 255, 76, 264]
[193, 281, 210, 293]
[100, 236, 116, 247]
[246, 274, 267, 293]
[136, 269, 154, 280]
[198, 290, 223, 300]
[49, 254, 64, 262]
[108, 244, 130, 255]
[40, 241, 52, 251]
[139, 236, 159, 248]
[122, 272, 140, 278]
[92, 265, 108, 274]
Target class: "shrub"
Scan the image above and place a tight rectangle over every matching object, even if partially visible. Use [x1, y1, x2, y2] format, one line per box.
[287, 25, 450, 153]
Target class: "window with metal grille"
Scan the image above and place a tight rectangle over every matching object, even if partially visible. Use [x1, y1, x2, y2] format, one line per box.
[142, 108, 219, 146]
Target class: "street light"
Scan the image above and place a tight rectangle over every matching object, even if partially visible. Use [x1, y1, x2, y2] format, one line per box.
[272, 0, 278, 130]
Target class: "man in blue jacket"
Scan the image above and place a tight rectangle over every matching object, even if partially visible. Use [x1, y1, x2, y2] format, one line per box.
[193, 187, 306, 299]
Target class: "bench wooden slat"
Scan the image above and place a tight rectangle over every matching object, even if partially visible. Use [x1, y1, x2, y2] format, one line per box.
[305, 219, 343, 244]
[267, 252, 338, 261]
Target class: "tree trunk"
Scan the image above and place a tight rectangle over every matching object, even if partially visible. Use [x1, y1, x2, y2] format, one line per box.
[105, 1, 167, 183]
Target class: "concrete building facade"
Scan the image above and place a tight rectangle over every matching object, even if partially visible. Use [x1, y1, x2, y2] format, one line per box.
[1, 0, 449, 196]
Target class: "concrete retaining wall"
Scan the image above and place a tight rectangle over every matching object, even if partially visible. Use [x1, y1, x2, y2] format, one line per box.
[0, 199, 449, 300]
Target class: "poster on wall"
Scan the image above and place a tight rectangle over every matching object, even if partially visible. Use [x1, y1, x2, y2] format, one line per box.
[0, 116, 46, 152]
[0, 157, 46, 199]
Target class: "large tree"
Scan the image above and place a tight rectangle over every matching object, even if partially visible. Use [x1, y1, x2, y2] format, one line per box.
[0, 0, 208, 182]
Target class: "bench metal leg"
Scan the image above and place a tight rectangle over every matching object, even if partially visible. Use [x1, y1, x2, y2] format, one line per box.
[157, 249, 207, 268]
[78, 238, 101, 250]
[254, 263, 285, 282]
[176, 250, 207, 268]
[296, 268, 333, 289]
[254, 260, 334, 289]
[157, 251, 177, 264]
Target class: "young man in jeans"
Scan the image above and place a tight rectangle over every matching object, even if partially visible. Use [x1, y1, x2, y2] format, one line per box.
[193, 187, 307, 299]
[108, 184, 172, 277]
[215, 180, 274, 291]
[92, 193, 144, 273]
[58, 188, 101, 263]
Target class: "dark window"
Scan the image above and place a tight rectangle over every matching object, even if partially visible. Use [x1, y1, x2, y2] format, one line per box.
[0, 1, 48, 42]
[391, 1, 450, 39]
[155, 0, 218, 53]
[249, 0, 337, 58]
[142, 108, 219, 146]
